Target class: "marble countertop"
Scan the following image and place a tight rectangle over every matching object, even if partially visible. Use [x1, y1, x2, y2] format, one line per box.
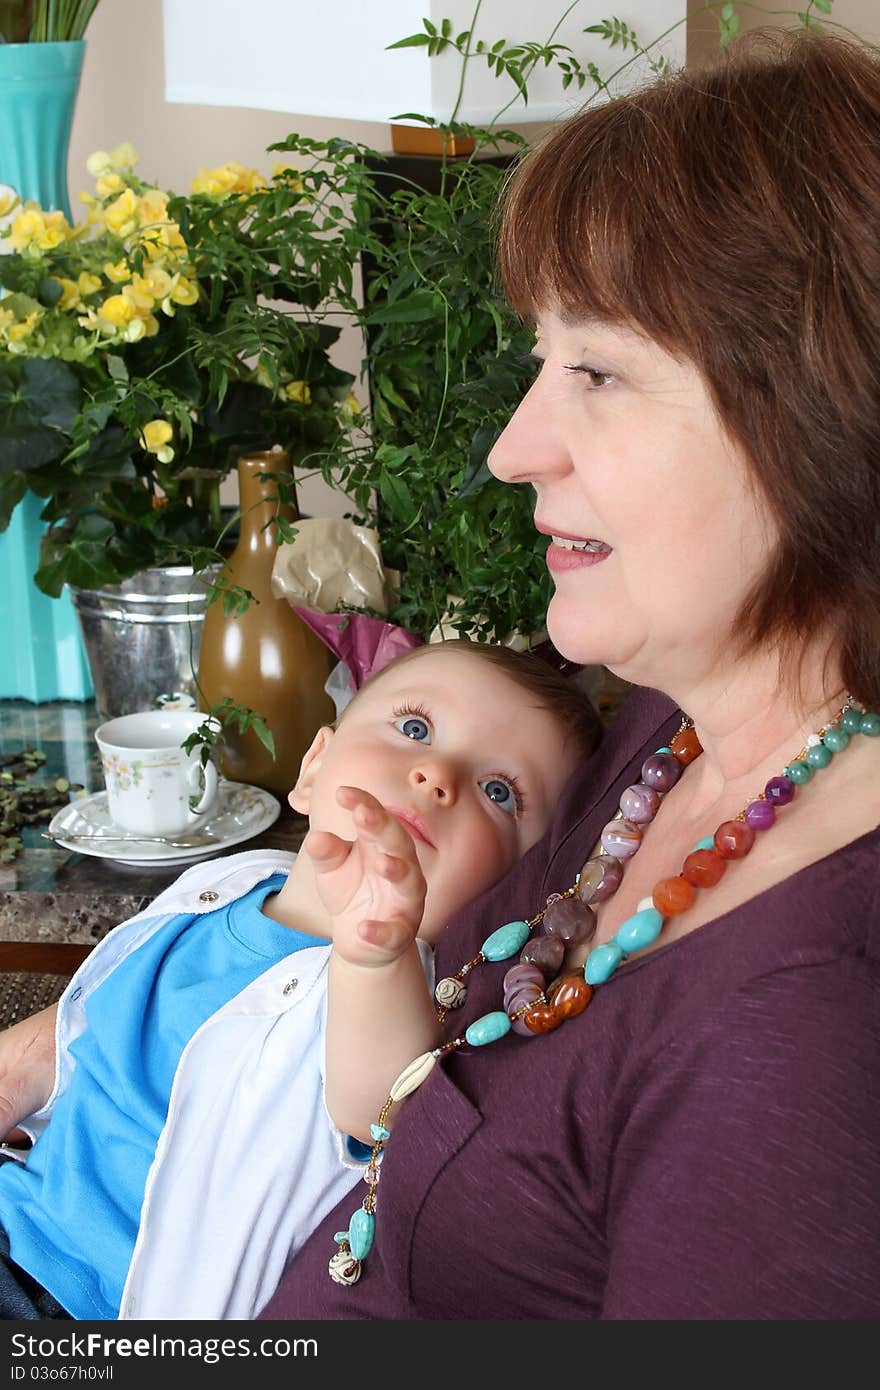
[0, 700, 308, 946]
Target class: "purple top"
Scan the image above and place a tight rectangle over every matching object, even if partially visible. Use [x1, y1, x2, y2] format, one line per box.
[261, 687, 880, 1320]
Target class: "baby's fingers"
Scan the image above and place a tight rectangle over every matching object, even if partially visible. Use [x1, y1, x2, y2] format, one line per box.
[302, 828, 353, 875]
[358, 916, 419, 959]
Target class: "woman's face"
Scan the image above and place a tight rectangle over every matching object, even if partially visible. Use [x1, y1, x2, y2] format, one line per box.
[488, 310, 777, 689]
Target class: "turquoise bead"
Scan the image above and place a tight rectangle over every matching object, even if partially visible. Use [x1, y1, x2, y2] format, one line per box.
[614, 906, 664, 953]
[481, 920, 531, 961]
[465, 1011, 511, 1046]
[370, 1123, 390, 1143]
[655, 746, 672, 754]
[348, 1208, 375, 1259]
[861, 712, 880, 737]
[841, 707, 863, 733]
[690, 834, 715, 853]
[585, 941, 625, 985]
[333, 1231, 349, 1245]
[824, 726, 849, 752]
[786, 759, 813, 784]
[805, 743, 832, 768]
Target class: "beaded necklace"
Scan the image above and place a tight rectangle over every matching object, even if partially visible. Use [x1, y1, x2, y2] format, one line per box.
[328, 696, 880, 1286]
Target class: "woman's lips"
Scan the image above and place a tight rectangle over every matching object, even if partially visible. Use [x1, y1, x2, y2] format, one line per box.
[545, 539, 613, 573]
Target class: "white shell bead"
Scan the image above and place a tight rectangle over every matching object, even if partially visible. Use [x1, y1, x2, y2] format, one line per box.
[806, 733, 822, 747]
[636, 895, 655, 912]
[389, 1051, 436, 1101]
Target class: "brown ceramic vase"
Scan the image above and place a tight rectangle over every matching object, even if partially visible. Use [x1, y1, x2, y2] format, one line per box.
[197, 449, 334, 797]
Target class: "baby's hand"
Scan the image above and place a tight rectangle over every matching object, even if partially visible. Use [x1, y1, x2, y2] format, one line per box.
[303, 786, 428, 968]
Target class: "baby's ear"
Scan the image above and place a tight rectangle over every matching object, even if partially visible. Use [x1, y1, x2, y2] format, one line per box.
[288, 725, 334, 814]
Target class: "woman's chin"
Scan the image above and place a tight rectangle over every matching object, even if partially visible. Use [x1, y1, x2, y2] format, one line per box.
[546, 598, 620, 670]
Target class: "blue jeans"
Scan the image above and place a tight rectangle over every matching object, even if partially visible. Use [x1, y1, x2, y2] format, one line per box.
[0, 1227, 71, 1320]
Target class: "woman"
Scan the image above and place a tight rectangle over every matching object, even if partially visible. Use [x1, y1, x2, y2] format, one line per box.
[258, 30, 880, 1319]
[3, 31, 879, 1320]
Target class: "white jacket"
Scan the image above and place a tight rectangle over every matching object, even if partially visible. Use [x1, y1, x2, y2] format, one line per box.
[19, 849, 428, 1321]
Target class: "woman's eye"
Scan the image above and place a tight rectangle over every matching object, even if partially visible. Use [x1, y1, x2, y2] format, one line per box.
[479, 777, 517, 816]
[564, 364, 612, 388]
[394, 714, 431, 742]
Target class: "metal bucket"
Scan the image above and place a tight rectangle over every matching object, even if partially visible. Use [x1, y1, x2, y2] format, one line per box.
[68, 566, 219, 719]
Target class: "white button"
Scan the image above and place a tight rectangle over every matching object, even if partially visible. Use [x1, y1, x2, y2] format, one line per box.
[283, 978, 299, 995]
[198, 890, 220, 903]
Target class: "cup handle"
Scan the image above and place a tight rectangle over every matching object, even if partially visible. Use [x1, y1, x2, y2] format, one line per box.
[189, 756, 219, 817]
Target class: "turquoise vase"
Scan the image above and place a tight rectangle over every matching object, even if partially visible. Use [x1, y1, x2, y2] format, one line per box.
[0, 40, 93, 700]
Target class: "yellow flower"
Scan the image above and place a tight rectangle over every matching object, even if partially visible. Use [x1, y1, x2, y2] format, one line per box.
[6, 309, 43, 346]
[103, 259, 131, 284]
[7, 207, 72, 253]
[339, 391, 363, 423]
[139, 419, 174, 464]
[101, 188, 140, 238]
[100, 293, 136, 326]
[191, 161, 267, 197]
[86, 150, 113, 177]
[272, 162, 304, 193]
[77, 271, 102, 297]
[95, 172, 124, 198]
[169, 275, 198, 307]
[284, 381, 311, 405]
[86, 143, 138, 178]
[53, 277, 81, 310]
[0, 185, 20, 219]
[137, 188, 170, 227]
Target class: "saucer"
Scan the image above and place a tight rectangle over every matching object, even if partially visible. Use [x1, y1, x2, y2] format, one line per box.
[47, 780, 281, 865]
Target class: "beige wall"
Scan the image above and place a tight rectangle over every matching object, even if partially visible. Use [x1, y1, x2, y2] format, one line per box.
[687, 0, 879, 65]
[67, 0, 877, 516]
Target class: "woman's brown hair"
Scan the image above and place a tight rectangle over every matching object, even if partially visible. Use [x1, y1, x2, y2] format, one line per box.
[496, 31, 880, 706]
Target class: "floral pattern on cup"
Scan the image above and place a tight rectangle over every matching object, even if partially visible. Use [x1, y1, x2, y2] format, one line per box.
[100, 753, 148, 794]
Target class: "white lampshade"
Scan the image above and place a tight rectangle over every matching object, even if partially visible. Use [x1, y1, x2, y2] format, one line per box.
[163, 1, 687, 127]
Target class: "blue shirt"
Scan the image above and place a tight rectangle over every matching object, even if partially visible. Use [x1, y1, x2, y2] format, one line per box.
[0, 872, 324, 1319]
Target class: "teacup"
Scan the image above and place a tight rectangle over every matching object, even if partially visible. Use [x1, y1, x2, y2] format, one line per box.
[95, 709, 220, 836]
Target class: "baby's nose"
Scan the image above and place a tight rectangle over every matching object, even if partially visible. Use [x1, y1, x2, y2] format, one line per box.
[408, 759, 458, 804]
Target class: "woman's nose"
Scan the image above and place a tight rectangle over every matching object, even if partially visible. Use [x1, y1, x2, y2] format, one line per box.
[408, 759, 458, 804]
[488, 381, 567, 485]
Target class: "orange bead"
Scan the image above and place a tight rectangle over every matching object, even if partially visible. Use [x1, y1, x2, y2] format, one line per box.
[670, 726, 703, 765]
[714, 820, 755, 860]
[682, 847, 726, 888]
[547, 974, 593, 1019]
[523, 1002, 564, 1034]
[652, 875, 694, 915]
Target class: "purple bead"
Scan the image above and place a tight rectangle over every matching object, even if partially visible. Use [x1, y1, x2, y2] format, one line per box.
[640, 752, 682, 793]
[619, 782, 661, 824]
[600, 817, 642, 861]
[502, 961, 543, 1006]
[506, 984, 543, 1017]
[520, 933, 565, 980]
[543, 896, 597, 946]
[578, 856, 623, 905]
[744, 799, 775, 830]
[764, 774, 795, 807]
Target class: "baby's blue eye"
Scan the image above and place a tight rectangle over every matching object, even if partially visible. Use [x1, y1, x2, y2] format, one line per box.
[395, 714, 431, 742]
[479, 777, 516, 815]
